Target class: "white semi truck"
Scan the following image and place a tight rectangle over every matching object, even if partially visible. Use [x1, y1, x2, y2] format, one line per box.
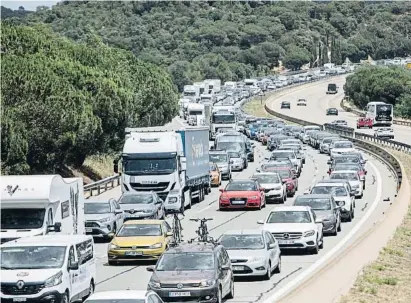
[204, 79, 221, 94]
[115, 126, 211, 213]
[210, 107, 237, 140]
[187, 103, 205, 126]
[183, 85, 200, 102]
[0, 175, 85, 244]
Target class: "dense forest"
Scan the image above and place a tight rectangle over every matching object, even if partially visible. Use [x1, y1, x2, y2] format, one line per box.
[1, 23, 178, 175]
[12, 1, 411, 91]
[344, 66, 411, 119]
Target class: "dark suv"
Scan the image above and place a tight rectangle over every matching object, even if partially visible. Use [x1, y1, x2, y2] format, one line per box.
[281, 101, 291, 109]
[146, 242, 234, 303]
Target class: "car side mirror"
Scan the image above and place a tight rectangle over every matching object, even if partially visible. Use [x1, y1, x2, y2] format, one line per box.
[327, 160, 332, 165]
[365, 171, 368, 175]
[166, 231, 173, 237]
[68, 261, 79, 271]
[47, 222, 62, 233]
[282, 180, 287, 184]
[221, 265, 230, 270]
[256, 169, 261, 172]
[115, 210, 123, 215]
[268, 243, 276, 249]
[257, 220, 264, 224]
[303, 190, 310, 195]
[146, 266, 155, 272]
[350, 190, 356, 196]
[219, 188, 224, 193]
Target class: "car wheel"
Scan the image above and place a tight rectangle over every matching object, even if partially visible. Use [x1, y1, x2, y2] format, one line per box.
[217, 287, 223, 303]
[274, 255, 281, 273]
[337, 219, 342, 232]
[83, 281, 95, 301]
[331, 225, 338, 236]
[351, 208, 355, 219]
[226, 280, 234, 299]
[61, 292, 69, 303]
[263, 261, 272, 280]
[347, 209, 353, 222]
[309, 244, 319, 255]
[319, 236, 324, 249]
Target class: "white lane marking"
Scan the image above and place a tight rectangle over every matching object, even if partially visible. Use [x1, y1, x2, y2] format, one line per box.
[262, 159, 382, 303]
[198, 203, 216, 213]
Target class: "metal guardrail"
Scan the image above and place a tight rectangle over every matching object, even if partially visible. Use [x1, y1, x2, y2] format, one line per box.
[339, 98, 411, 127]
[84, 175, 120, 198]
[264, 104, 404, 191]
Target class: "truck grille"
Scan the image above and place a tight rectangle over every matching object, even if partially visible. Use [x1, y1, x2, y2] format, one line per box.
[130, 182, 169, 192]
[1, 282, 44, 295]
[160, 283, 200, 288]
[230, 259, 248, 263]
[272, 232, 302, 239]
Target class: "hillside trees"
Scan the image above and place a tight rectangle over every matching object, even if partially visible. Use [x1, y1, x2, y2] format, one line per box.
[344, 66, 411, 118]
[1, 22, 178, 175]
[16, 1, 411, 89]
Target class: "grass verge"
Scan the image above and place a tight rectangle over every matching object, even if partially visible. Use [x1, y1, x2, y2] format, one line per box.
[66, 154, 116, 184]
[339, 151, 411, 303]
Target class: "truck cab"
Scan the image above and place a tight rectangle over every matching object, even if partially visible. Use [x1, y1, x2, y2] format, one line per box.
[1, 175, 85, 244]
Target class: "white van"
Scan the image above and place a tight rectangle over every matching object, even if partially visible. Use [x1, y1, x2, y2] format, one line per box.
[1, 235, 96, 303]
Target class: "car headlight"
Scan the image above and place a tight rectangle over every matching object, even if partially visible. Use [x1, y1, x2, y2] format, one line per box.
[99, 217, 111, 223]
[149, 243, 162, 249]
[303, 230, 315, 237]
[249, 256, 265, 262]
[169, 197, 178, 203]
[44, 271, 62, 288]
[200, 280, 216, 287]
[108, 243, 118, 250]
[148, 280, 161, 289]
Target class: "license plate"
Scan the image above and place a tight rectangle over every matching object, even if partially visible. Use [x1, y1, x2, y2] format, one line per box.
[86, 228, 92, 233]
[169, 292, 191, 297]
[13, 299, 26, 302]
[233, 266, 245, 271]
[232, 200, 245, 204]
[125, 251, 143, 256]
[278, 240, 295, 244]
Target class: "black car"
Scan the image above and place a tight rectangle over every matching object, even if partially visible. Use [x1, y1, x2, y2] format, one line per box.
[147, 242, 234, 303]
[281, 101, 291, 109]
[326, 108, 338, 115]
[326, 83, 338, 94]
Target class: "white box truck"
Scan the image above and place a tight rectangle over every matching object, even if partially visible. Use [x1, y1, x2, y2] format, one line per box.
[115, 126, 210, 213]
[1, 175, 85, 244]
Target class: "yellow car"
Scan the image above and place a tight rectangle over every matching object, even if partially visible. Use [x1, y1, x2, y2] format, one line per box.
[107, 219, 172, 264]
[210, 162, 221, 186]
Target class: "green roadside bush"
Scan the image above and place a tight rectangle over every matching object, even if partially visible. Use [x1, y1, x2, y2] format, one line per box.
[1, 22, 178, 175]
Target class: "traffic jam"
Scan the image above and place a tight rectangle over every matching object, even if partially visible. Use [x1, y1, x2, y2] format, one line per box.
[1, 80, 371, 303]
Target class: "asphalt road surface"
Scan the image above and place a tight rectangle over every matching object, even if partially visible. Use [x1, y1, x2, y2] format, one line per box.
[90, 127, 397, 302]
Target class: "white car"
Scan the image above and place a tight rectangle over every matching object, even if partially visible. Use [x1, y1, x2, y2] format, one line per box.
[257, 206, 324, 254]
[252, 172, 287, 203]
[329, 170, 363, 199]
[374, 127, 394, 139]
[309, 182, 355, 222]
[228, 151, 245, 171]
[269, 150, 302, 175]
[297, 98, 307, 106]
[277, 144, 306, 165]
[331, 120, 348, 127]
[330, 140, 356, 158]
[85, 290, 164, 303]
[219, 229, 281, 279]
[319, 136, 340, 154]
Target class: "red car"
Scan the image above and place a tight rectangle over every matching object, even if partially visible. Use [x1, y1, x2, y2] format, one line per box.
[260, 167, 298, 197]
[219, 179, 266, 210]
[357, 118, 373, 129]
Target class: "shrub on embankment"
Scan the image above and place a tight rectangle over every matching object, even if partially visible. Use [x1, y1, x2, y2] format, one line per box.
[1, 22, 178, 176]
[344, 66, 411, 119]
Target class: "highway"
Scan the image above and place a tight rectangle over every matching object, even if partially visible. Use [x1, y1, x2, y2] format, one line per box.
[88, 114, 397, 302]
[266, 75, 410, 145]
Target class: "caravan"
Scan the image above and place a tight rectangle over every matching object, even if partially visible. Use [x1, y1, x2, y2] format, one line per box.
[1, 175, 85, 244]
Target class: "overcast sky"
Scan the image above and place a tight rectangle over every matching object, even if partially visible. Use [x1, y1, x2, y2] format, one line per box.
[2, 1, 60, 11]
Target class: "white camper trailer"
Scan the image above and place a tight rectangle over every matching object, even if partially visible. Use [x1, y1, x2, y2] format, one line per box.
[1, 175, 85, 244]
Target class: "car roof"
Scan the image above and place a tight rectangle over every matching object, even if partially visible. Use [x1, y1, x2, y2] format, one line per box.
[1, 235, 93, 247]
[222, 229, 264, 236]
[331, 170, 359, 174]
[270, 205, 311, 212]
[315, 181, 347, 186]
[229, 179, 256, 183]
[88, 290, 149, 300]
[252, 172, 280, 176]
[296, 194, 332, 199]
[124, 219, 164, 225]
[166, 241, 218, 253]
[85, 200, 111, 204]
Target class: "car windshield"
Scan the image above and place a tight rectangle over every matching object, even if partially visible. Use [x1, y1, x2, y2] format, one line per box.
[334, 142, 353, 148]
[311, 186, 348, 197]
[331, 173, 359, 180]
[281, 140, 299, 145]
[294, 198, 332, 210]
[210, 154, 228, 163]
[271, 152, 295, 159]
[119, 194, 153, 204]
[253, 174, 281, 184]
[85, 203, 111, 214]
[267, 211, 312, 223]
[219, 235, 265, 250]
[228, 152, 241, 158]
[225, 181, 257, 191]
[117, 224, 162, 237]
[209, 163, 217, 171]
[334, 157, 359, 164]
[1, 246, 66, 270]
[323, 138, 337, 144]
[156, 252, 215, 271]
[262, 167, 291, 178]
[334, 164, 360, 171]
